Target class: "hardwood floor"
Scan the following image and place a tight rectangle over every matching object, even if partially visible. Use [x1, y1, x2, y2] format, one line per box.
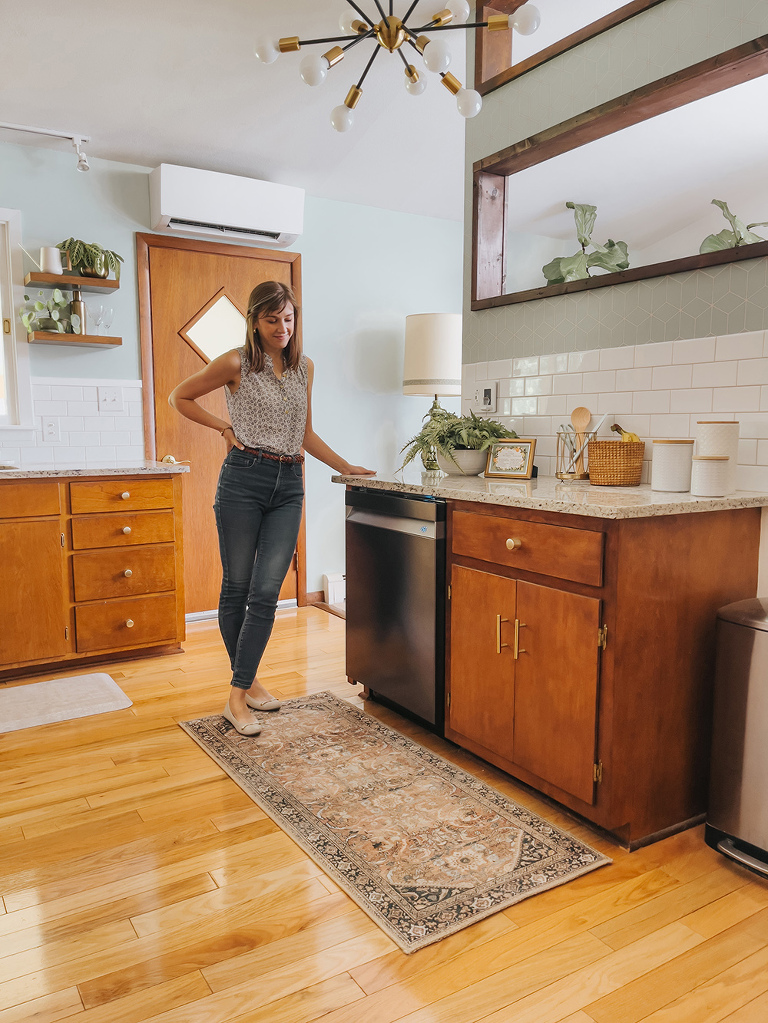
[1, 607, 767, 1023]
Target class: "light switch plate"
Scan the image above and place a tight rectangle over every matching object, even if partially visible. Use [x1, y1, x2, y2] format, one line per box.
[472, 380, 498, 413]
[42, 416, 60, 442]
[97, 386, 124, 413]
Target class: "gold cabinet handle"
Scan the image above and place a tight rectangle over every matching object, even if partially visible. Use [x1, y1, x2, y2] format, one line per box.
[496, 614, 509, 654]
[122, 526, 132, 535]
[514, 619, 527, 659]
[125, 619, 135, 628]
[121, 491, 130, 500]
[124, 569, 133, 578]
[506, 537, 522, 550]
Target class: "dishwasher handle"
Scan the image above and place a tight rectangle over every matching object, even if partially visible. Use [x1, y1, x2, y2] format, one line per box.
[345, 507, 445, 539]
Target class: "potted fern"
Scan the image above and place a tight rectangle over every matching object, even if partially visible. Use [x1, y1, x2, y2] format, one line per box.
[400, 409, 517, 475]
[56, 238, 124, 281]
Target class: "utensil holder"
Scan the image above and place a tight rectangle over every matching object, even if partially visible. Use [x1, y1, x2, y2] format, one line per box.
[556, 430, 596, 481]
[588, 440, 645, 486]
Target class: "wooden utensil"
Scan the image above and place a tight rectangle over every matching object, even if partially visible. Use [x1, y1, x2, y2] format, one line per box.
[570, 405, 592, 476]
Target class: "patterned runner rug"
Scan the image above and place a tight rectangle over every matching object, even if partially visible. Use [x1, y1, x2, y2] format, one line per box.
[181, 691, 610, 953]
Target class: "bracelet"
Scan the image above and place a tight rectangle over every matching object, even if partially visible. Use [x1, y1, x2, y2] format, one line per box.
[220, 425, 233, 436]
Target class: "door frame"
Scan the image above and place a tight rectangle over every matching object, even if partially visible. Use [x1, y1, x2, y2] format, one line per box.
[136, 232, 307, 606]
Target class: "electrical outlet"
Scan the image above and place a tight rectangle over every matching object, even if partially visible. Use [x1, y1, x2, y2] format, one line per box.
[472, 380, 498, 413]
[97, 386, 124, 413]
[42, 416, 60, 442]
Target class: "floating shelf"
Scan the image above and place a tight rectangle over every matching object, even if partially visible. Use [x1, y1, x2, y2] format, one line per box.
[24, 272, 119, 292]
[28, 332, 122, 348]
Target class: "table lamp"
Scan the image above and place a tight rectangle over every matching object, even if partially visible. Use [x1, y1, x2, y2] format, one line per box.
[402, 312, 462, 470]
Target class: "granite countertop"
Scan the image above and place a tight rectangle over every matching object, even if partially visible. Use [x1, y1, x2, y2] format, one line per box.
[0, 461, 190, 479]
[332, 471, 768, 520]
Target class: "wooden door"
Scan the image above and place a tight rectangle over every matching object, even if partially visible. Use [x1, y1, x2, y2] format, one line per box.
[449, 565, 516, 761]
[513, 581, 601, 804]
[0, 519, 68, 665]
[137, 234, 305, 615]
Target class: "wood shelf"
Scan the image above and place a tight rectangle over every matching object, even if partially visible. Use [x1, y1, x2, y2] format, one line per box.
[24, 272, 119, 292]
[28, 331, 122, 348]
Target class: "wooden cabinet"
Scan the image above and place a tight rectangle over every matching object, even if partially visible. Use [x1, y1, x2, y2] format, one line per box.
[0, 472, 185, 679]
[446, 500, 761, 848]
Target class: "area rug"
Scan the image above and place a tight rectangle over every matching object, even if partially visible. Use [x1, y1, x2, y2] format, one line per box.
[0, 673, 132, 733]
[180, 691, 610, 952]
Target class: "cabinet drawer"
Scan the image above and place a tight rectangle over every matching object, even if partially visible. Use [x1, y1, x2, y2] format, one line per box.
[452, 510, 604, 587]
[70, 478, 173, 513]
[75, 594, 177, 652]
[71, 510, 175, 550]
[0, 481, 61, 518]
[73, 545, 176, 600]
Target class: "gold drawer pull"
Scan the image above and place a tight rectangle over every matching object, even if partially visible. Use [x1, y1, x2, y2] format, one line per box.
[122, 526, 132, 535]
[496, 614, 509, 654]
[506, 537, 522, 550]
[124, 569, 133, 578]
[121, 491, 131, 500]
[514, 619, 527, 659]
[125, 619, 135, 628]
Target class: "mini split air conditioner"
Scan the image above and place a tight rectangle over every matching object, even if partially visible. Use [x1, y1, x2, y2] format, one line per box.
[149, 164, 304, 248]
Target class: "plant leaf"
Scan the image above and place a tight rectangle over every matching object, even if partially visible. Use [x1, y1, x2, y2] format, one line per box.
[543, 251, 590, 284]
[566, 202, 598, 248]
[33, 301, 45, 311]
[587, 239, 630, 274]
[711, 199, 752, 244]
[700, 228, 739, 253]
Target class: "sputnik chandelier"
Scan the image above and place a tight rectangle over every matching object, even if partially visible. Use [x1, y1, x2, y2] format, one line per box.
[254, 1, 541, 132]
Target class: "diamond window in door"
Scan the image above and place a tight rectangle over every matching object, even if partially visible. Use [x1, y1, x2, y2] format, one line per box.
[179, 288, 247, 363]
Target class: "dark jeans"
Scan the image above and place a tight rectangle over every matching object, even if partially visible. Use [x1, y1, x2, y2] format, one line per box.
[214, 449, 304, 690]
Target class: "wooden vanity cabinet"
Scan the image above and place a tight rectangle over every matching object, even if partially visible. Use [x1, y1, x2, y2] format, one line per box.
[446, 499, 761, 847]
[0, 473, 185, 679]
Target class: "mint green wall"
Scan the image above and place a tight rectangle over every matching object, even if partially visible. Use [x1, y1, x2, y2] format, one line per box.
[0, 140, 463, 592]
[464, 0, 768, 361]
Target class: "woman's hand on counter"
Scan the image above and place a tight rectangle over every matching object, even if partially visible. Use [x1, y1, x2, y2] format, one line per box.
[341, 464, 376, 476]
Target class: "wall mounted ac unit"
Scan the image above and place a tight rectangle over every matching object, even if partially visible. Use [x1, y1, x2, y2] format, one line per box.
[149, 164, 304, 248]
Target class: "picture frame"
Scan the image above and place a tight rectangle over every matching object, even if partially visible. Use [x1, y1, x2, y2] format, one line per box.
[484, 438, 537, 479]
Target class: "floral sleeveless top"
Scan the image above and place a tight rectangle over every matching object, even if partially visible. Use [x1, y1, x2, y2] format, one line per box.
[225, 348, 308, 455]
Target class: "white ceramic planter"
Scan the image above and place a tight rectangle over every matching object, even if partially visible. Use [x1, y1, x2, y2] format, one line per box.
[436, 448, 487, 476]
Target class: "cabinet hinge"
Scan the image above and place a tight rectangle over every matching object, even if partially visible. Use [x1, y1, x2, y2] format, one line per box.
[60, 532, 65, 548]
[65, 626, 69, 640]
[598, 624, 608, 650]
[593, 761, 603, 784]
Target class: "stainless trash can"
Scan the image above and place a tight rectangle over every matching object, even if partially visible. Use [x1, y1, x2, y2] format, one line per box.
[705, 597, 768, 878]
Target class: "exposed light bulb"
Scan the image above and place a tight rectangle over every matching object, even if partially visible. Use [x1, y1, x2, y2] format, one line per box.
[446, 0, 471, 24]
[330, 105, 355, 132]
[253, 37, 280, 63]
[512, 3, 541, 35]
[339, 11, 362, 34]
[423, 38, 452, 73]
[300, 54, 329, 86]
[456, 88, 482, 118]
[405, 73, 427, 96]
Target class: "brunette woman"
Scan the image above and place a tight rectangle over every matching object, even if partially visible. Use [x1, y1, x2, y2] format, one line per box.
[169, 281, 373, 735]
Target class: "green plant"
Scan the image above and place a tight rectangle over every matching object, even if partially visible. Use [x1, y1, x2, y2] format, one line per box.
[56, 237, 124, 281]
[699, 199, 768, 253]
[399, 408, 517, 470]
[19, 289, 81, 334]
[542, 202, 630, 285]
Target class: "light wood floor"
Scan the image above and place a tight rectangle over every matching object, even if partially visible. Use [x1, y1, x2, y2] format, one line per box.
[2, 607, 768, 1023]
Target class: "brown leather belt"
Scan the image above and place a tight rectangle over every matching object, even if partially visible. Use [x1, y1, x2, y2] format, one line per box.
[241, 446, 304, 464]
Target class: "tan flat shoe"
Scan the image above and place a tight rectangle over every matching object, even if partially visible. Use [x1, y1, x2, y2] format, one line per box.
[245, 693, 282, 712]
[223, 701, 262, 735]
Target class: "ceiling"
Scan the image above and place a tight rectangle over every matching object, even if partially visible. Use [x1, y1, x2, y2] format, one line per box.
[0, 0, 469, 221]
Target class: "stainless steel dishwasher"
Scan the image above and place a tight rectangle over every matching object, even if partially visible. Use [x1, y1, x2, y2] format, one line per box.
[345, 488, 446, 735]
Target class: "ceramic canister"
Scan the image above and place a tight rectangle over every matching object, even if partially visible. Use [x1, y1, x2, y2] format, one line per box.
[651, 439, 694, 492]
[39, 246, 63, 274]
[690, 455, 729, 497]
[696, 420, 739, 494]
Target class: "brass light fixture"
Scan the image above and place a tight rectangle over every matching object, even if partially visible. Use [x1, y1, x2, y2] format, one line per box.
[254, 1, 541, 132]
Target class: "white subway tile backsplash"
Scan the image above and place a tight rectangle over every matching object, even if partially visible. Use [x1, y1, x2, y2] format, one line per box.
[489, 359, 513, 379]
[539, 353, 569, 375]
[498, 378, 525, 397]
[716, 331, 765, 361]
[568, 350, 600, 373]
[633, 390, 671, 414]
[599, 347, 634, 371]
[525, 376, 553, 396]
[652, 364, 693, 390]
[739, 439, 758, 465]
[713, 387, 761, 413]
[737, 464, 768, 491]
[597, 392, 633, 415]
[737, 359, 768, 387]
[649, 414, 693, 438]
[616, 367, 653, 392]
[50, 385, 84, 401]
[511, 397, 538, 416]
[634, 341, 673, 367]
[673, 337, 716, 364]
[67, 401, 100, 417]
[669, 389, 713, 414]
[35, 400, 68, 416]
[692, 361, 738, 388]
[512, 356, 539, 377]
[553, 373, 583, 394]
[583, 370, 616, 392]
[757, 440, 768, 466]
[537, 395, 568, 416]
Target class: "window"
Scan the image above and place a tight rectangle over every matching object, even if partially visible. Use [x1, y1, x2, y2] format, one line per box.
[0, 208, 31, 427]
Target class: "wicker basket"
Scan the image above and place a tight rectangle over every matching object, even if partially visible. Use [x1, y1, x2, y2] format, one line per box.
[588, 440, 645, 486]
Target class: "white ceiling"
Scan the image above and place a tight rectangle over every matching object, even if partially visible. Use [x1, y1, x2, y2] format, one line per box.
[0, 0, 468, 221]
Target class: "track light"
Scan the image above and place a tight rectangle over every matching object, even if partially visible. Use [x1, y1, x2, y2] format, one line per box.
[73, 136, 90, 172]
[0, 122, 92, 172]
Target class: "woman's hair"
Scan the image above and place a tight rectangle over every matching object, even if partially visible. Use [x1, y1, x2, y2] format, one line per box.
[244, 281, 301, 373]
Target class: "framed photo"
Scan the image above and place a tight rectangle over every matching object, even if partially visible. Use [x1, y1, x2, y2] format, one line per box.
[484, 438, 537, 479]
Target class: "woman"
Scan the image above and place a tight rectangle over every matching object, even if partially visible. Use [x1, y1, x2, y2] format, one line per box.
[169, 281, 374, 735]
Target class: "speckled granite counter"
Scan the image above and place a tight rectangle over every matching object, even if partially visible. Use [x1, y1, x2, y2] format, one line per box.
[332, 471, 768, 519]
[0, 461, 190, 479]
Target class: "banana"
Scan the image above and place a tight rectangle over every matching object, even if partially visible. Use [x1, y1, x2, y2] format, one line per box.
[611, 423, 641, 443]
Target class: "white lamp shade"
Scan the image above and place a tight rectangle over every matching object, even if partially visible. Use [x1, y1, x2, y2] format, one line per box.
[402, 313, 462, 397]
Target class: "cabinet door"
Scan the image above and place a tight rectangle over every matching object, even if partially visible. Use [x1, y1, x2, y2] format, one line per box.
[450, 565, 516, 760]
[0, 520, 68, 664]
[513, 581, 601, 804]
